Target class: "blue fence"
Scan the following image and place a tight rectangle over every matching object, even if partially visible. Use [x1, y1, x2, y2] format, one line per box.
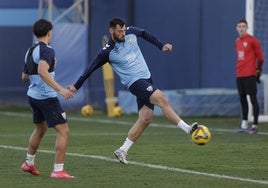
[0, 0, 247, 116]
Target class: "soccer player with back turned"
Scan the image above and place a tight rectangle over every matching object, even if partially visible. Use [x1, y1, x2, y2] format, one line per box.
[21, 19, 75, 178]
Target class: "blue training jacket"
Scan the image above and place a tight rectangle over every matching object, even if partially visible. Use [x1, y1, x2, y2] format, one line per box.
[24, 42, 57, 99]
[74, 26, 164, 89]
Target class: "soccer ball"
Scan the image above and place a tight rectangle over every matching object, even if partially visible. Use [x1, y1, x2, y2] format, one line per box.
[191, 125, 211, 145]
[81, 105, 93, 116]
[113, 106, 123, 117]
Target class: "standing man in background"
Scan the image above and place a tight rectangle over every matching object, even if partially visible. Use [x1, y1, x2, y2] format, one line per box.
[234, 19, 264, 134]
[21, 19, 75, 178]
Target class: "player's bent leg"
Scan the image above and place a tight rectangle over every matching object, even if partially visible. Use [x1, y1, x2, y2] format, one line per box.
[114, 106, 153, 164]
[50, 123, 75, 178]
[128, 106, 153, 141]
[150, 89, 181, 125]
[21, 121, 47, 176]
[54, 123, 69, 164]
[150, 90, 200, 134]
[28, 121, 47, 154]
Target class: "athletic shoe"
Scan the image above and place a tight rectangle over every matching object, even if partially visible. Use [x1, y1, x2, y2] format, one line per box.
[245, 128, 258, 134]
[189, 122, 199, 135]
[233, 127, 247, 133]
[21, 162, 40, 176]
[50, 170, 76, 179]
[114, 149, 128, 164]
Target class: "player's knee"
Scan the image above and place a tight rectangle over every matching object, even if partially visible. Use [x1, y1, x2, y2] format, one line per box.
[62, 127, 70, 137]
[151, 90, 169, 107]
[56, 124, 70, 137]
[34, 124, 47, 137]
[141, 116, 152, 126]
[158, 94, 169, 107]
[138, 114, 152, 126]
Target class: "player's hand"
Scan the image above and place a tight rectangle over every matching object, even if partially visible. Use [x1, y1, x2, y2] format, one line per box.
[256, 68, 262, 84]
[21, 72, 29, 82]
[67, 85, 77, 93]
[162, 43, 172, 51]
[59, 88, 73, 99]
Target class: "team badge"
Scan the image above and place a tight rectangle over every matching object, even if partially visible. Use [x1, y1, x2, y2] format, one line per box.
[146, 86, 153, 92]
[61, 112, 67, 120]
[127, 39, 133, 45]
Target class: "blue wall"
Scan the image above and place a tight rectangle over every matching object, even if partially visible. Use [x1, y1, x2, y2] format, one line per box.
[0, 27, 32, 105]
[200, 0, 245, 88]
[0, 0, 246, 108]
[87, 0, 245, 108]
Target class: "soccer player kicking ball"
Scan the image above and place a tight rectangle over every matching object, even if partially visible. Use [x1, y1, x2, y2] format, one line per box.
[68, 17, 200, 164]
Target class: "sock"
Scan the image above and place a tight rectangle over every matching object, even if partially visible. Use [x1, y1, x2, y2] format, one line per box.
[177, 120, 190, 134]
[119, 138, 134, 153]
[252, 124, 258, 129]
[53, 163, 64, 172]
[26, 153, 36, 166]
[241, 120, 248, 129]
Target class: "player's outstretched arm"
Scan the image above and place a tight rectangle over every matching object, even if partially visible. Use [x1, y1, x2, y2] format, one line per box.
[162, 43, 172, 51]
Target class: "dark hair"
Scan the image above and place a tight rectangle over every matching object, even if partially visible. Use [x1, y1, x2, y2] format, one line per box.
[109, 17, 126, 28]
[33, 19, 53, 38]
[237, 19, 248, 26]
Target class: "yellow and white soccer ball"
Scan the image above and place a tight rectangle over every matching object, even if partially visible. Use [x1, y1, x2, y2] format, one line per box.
[191, 125, 211, 145]
[81, 105, 93, 116]
[113, 106, 123, 117]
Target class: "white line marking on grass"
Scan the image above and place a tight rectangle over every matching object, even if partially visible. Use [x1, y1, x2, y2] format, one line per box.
[0, 144, 268, 185]
[1, 111, 268, 135]
[0, 111, 31, 118]
[0, 132, 174, 138]
[0, 133, 129, 137]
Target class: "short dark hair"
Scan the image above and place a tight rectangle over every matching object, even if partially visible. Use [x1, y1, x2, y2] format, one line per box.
[109, 17, 126, 28]
[237, 19, 248, 26]
[33, 19, 53, 38]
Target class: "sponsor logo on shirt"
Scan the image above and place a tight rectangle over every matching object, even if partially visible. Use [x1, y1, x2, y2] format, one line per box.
[238, 51, 244, 60]
[62, 112, 66, 120]
[127, 39, 133, 45]
[126, 51, 136, 64]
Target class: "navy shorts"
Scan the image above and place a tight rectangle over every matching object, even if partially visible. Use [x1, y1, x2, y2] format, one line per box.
[236, 76, 257, 96]
[129, 78, 157, 111]
[28, 96, 67, 128]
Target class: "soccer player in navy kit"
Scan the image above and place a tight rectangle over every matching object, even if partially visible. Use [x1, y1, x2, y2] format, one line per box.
[234, 19, 264, 134]
[21, 19, 75, 178]
[68, 17, 200, 163]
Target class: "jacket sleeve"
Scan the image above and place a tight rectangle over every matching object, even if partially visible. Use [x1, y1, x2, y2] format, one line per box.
[127, 26, 164, 50]
[253, 38, 264, 69]
[74, 49, 108, 90]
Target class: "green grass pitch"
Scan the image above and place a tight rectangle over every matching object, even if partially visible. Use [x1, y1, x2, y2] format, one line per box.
[0, 106, 268, 188]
